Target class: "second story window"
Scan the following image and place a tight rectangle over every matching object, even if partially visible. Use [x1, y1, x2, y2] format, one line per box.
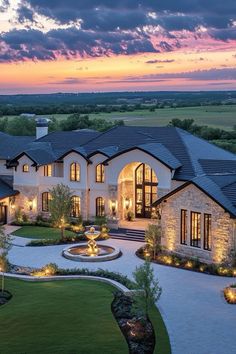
[22, 164, 29, 173]
[70, 162, 80, 182]
[96, 164, 105, 183]
[44, 164, 52, 177]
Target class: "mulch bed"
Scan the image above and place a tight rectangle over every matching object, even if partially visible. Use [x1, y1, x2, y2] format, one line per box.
[112, 291, 155, 354]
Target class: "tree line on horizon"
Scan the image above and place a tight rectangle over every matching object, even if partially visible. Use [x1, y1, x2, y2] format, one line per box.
[0, 113, 235, 154]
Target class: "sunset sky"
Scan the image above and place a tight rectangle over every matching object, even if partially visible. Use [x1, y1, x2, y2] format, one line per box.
[0, 0, 236, 94]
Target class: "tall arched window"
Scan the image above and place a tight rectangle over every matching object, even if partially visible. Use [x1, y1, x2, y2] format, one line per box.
[96, 197, 105, 217]
[135, 163, 158, 218]
[71, 196, 81, 218]
[70, 162, 80, 181]
[42, 192, 51, 212]
[96, 164, 105, 183]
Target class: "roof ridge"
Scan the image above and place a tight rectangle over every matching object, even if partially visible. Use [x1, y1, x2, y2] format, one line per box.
[81, 125, 119, 147]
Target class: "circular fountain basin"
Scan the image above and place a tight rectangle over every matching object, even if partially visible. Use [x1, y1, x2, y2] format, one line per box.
[62, 243, 121, 262]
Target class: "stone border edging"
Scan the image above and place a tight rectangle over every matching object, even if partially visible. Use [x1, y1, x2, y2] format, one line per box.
[4, 272, 134, 295]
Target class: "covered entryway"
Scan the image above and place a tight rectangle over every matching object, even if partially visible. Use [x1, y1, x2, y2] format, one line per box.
[117, 161, 158, 221]
[0, 205, 7, 225]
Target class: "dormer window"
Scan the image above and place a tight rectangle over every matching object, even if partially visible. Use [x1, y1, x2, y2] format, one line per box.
[96, 164, 105, 183]
[44, 164, 52, 177]
[70, 162, 80, 181]
[22, 164, 29, 173]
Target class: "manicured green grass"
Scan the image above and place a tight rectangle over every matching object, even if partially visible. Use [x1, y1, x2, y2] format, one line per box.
[150, 305, 171, 354]
[12, 226, 75, 240]
[0, 279, 128, 354]
[1, 278, 171, 354]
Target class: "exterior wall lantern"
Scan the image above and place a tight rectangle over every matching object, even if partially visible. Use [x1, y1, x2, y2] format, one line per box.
[110, 200, 117, 217]
[124, 198, 130, 210]
[28, 199, 34, 211]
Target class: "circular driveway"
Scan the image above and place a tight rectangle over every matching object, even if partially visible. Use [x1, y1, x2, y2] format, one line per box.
[8, 238, 236, 354]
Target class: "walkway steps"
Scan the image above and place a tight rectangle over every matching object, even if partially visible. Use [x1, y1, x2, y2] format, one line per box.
[110, 228, 145, 242]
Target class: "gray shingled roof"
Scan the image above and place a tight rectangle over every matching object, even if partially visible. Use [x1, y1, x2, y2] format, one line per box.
[0, 133, 35, 159]
[3, 125, 236, 215]
[0, 177, 18, 199]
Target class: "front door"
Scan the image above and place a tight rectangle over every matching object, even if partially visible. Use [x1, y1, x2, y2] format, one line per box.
[135, 163, 158, 218]
[0, 205, 7, 225]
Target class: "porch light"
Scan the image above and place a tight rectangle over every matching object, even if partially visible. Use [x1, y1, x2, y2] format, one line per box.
[110, 200, 117, 216]
[28, 199, 33, 211]
[124, 198, 130, 210]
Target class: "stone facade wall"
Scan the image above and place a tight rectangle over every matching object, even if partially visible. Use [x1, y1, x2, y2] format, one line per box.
[160, 184, 235, 263]
[14, 185, 39, 220]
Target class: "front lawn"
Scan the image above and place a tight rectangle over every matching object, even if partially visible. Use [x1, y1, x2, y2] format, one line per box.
[12, 226, 75, 240]
[0, 279, 128, 354]
[0, 278, 171, 354]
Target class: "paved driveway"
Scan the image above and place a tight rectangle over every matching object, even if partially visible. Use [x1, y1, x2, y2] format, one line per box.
[8, 238, 236, 354]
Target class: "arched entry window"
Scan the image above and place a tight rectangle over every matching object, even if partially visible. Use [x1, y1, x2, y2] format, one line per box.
[135, 163, 158, 218]
[96, 197, 105, 217]
[71, 196, 81, 218]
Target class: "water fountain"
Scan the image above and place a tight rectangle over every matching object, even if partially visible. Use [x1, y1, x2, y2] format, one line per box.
[62, 226, 121, 262]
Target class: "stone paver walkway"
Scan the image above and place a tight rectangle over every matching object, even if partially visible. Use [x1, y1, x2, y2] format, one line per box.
[8, 237, 236, 354]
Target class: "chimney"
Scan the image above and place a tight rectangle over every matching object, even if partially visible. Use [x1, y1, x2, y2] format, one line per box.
[36, 118, 49, 139]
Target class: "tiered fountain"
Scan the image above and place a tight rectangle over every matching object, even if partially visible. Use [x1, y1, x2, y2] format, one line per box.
[62, 227, 121, 262]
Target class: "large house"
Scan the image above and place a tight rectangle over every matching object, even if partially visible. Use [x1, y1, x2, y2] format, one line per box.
[1, 119, 236, 264]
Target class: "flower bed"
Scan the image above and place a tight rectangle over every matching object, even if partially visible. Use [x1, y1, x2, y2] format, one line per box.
[136, 247, 236, 277]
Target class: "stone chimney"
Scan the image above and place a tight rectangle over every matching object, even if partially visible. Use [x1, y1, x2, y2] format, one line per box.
[36, 118, 49, 139]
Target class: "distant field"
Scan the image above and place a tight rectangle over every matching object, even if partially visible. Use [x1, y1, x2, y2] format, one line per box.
[5, 104, 236, 130]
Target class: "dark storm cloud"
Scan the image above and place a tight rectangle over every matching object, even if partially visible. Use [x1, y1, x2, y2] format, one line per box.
[1, 0, 236, 63]
[0, 27, 158, 62]
[0, 0, 9, 12]
[17, 0, 236, 29]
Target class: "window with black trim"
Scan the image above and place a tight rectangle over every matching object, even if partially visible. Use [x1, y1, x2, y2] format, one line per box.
[44, 164, 52, 177]
[70, 162, 80, 181]
[42, 192, 51, 212]
[204, 213, 212, 250]
[96, 164, 105, 183]
[96, 197, 105, 217]
[190, 212, 201, 247]
[22, 164, 29, 173]
[71, 196, 81, 218]
[180, 209, 187, 245]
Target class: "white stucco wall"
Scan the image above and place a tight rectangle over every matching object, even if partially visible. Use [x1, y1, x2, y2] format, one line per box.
[105, 149, 172, 189]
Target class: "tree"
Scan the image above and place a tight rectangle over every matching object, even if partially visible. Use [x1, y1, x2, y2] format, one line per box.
[49, 184, 73, 240]
[0, 226, 12, 293]
[132, 261, 162, 318]
[145, 222, 162, 260]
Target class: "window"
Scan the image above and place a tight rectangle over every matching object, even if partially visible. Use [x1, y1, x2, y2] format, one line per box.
[190, 212, 201, 247]
[22, 164, 29, 173]
[204, 214, 212, 250]
[96, 164, 105, 183]
[180, 209, 187, 245]
[96, 197, 105, 217]
[44, 164, 52, 177]
[71, 196, 81, 218]
[70, 162, 80, 181]
[42, 192, 51, 212]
